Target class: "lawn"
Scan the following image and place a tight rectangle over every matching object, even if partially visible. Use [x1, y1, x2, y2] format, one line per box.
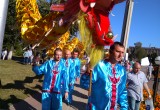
[0, 57, 43, 109]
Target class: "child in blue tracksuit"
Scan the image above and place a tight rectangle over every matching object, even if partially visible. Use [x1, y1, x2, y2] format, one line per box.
[32, 48, 69, 110]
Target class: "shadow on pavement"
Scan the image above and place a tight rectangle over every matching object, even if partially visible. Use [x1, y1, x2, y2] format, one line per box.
[11, 96, 37, 110]
[1, 75, 43, 109]
[73, 89, 88, 99]
[71, 100, 87, 110]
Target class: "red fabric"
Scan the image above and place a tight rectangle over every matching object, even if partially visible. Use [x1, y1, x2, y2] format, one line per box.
[50, 74, 57, 92]
[57, 0, 116, 46]
[88, 0, 96, 2]
[109, 67, 120, 110]
[80, 0, 89, 12]
[50, 4, 65, 12]
[80, 0, 115, 46]
[86, 8, 114, 46]
[50, 65, 59, 91]
[42, 90, 60, 94]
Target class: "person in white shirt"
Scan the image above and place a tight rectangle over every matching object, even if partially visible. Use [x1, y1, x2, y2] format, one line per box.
[1, 49, 7, 60]
[23, 49, 29, 64]
[147, 63, 154, 80]
[28, 48, 33, 64]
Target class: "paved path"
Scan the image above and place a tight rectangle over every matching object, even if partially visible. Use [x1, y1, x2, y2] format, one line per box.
[9, 78, 160, 110]
[9, 82, 88, 110]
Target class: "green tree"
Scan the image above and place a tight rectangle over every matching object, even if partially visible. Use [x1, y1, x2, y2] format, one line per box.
[37, 0, 50, 17]
[3, 0, 23, 55]
[129, 42, 147, 62]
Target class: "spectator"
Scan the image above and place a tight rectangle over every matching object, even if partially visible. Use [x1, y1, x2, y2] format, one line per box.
[23, 49, 29, 64]
[1, 48, 7, 60]
[147, 63, 154, 80]
[41, 49, 47, 63]
[125, 60, 131, 73]
[33, 52, 41, 65]
[7, 47, 13, 60]
[127, 62, 151, 110]
[28, 48, 33, 65]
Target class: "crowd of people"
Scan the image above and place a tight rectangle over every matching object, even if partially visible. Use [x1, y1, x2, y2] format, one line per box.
[22, 47, 47, 65]
[30, 42, 153, 110]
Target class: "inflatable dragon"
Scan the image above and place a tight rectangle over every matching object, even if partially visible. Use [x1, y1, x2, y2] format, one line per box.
[16, 0, 125, 67]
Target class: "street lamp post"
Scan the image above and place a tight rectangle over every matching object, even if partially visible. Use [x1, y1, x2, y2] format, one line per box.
[153, 56, 160, 103]
[0, 0, 9, 59]
[121, 0, 134, 53]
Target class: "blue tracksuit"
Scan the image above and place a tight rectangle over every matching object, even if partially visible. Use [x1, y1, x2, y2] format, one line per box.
[87, 60, 128, 110]
[32, 59, 69, 110]
[61, 58, 76, 104]
[72, 57, 81, 79]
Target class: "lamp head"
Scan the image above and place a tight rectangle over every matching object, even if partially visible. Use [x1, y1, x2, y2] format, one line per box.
[155, 56, 160, 65]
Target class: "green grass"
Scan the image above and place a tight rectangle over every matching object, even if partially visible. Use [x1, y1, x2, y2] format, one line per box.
[0, 57, 43, 109]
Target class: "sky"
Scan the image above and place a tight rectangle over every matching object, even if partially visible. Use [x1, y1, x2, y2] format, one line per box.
[110, 0, 160, 48]
[46, 0, 160, 48]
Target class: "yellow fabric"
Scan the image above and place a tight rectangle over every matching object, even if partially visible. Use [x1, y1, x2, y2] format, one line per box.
[16, 0, 42, 36]
[16, 0, 68, 45]
[78, 12, 104, 67]
[46, 31, 70, 56]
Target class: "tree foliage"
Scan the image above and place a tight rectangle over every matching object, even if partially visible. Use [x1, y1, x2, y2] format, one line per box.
[3, 0, 50, 55]
[3, 0, 22, 51]
[37, 0, 50, 17]
[128, 42, 147, 62]
[128, 42, 159, 65]
[134, 46, 147, 62]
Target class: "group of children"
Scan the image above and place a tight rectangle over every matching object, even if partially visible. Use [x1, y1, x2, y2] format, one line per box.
[32, 48, 81, 110]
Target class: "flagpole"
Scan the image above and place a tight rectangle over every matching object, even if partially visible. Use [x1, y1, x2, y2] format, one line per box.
[0, 0, 9, 59]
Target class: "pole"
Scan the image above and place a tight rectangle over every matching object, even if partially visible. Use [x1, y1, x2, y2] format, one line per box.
[121, 0, 134, 53]
[153, 65, 159, 103]
[0, 0, 9, 59]
[88, 70, 92, 96]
